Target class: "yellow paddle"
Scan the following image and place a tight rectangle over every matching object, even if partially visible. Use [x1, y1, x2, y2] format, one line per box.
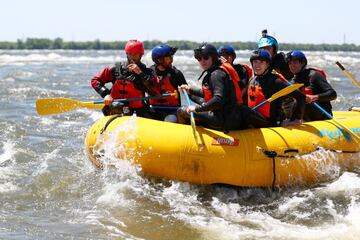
[336, 61, 360, 88]
[252, 83, 304, 110]
[36, 92, 177, 116]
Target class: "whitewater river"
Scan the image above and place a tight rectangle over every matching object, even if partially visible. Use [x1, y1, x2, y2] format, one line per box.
[1, 49, 360, 240]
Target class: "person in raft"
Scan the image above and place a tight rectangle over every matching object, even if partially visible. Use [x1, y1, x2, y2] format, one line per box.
[177, 43, 268, 131]
[242, 49, 306, 127]
[286, 50, 337, 121]
[217, 44, 253, 89]
[90, 40, 156, 117]
[258, 29, 293, 80]
[149, 45, 188, 122]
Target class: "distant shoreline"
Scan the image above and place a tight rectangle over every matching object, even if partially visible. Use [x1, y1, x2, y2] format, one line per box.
[1, 38, 360, 51]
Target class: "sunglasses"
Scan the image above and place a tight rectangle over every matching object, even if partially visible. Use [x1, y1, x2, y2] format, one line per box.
[195, 55, 210, 61]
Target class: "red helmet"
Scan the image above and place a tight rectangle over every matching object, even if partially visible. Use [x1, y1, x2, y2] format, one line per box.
[125, 40, 144, 54]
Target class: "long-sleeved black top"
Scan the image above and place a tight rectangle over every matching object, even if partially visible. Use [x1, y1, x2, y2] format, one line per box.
[243, 70, 305, 125]
[190, 65, 236, 115]
[293, 67, 337, 120]
[271, 52, 294, 80]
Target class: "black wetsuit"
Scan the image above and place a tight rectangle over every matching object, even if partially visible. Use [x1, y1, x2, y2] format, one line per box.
[177, 63, 237, 131]
[233, 64, 251, 89]
[272, 52, 293, 80]
[294, 68, 337, 121]
[243, 70, 305, 126]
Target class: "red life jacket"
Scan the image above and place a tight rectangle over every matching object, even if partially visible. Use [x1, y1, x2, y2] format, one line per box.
[149, 72, 180, 106]
[111, 63, 145, 109]
[247, 82, 270, 118]
[294, 67, 327, 96]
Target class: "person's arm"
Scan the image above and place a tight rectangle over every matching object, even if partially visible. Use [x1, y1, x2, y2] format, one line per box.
[195, 70, 226, 112]
[310, 71, 337, 102]
[90, 66, 114, 98]
[134, 65, 157, 96]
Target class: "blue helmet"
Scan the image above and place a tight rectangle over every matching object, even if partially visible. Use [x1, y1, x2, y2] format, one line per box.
[218, 45, 236, 58]
[151, 45, 178, 63]
[258, 35, 278, 52]
[286, 50, 307, 65]
[250, 49, 272, 63]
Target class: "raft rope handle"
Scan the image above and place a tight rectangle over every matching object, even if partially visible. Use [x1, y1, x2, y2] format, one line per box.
[100, 114, 122, 134]
[263, 150, 277, 191]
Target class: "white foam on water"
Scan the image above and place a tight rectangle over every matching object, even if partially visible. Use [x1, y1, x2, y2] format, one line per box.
[0, 140, 19, 193]
[32, 149, 60, 177]
[0, 140, 15, 164]
[0, 53, 123, 65]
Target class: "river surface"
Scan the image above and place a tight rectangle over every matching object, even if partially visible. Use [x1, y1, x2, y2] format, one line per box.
[1, 49, 360, 239]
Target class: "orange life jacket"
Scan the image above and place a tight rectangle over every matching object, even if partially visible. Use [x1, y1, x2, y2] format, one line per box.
[202, 63, 244, 104]
[247, 82, 270, 118]
[220, 63, 243, 105]
[247, 71, 286, 119]
[150, 73, 180, 106]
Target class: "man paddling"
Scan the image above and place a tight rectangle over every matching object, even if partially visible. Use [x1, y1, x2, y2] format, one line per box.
[286, 50, 337, 121]
[90, 40, 156, 117]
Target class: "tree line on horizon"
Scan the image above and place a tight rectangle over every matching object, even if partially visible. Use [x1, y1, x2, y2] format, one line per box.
[0, 38, 360, 52]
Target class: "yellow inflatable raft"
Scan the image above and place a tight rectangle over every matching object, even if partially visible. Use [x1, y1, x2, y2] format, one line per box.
[85, 111, 360, 187]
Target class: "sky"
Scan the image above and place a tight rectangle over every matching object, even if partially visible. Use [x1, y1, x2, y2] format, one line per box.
[1, 0, 360, 45]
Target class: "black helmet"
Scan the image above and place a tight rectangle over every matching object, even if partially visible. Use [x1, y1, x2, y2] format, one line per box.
[194, 43, 218, 59]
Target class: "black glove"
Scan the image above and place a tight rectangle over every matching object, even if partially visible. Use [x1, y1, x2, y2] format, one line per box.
[102, 102, 127, 116]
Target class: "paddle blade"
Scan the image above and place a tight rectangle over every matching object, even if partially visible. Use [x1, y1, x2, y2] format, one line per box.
[36, 98, 81, 115]
[269, 83, 304, 102]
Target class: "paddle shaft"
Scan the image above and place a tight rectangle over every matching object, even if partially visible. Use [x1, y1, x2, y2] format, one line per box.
[252, 99, 269, 110]
[93, 92, 175, 104]
[284, 79, 360, 142]
[183, 89, 201, 147]
[336, 61, 360, 88]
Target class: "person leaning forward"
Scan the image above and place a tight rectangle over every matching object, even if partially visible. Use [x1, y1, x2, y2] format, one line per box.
[90, 40, 156, 117]
[177, 43, 268, 131]
[177, 43, 238, 131]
